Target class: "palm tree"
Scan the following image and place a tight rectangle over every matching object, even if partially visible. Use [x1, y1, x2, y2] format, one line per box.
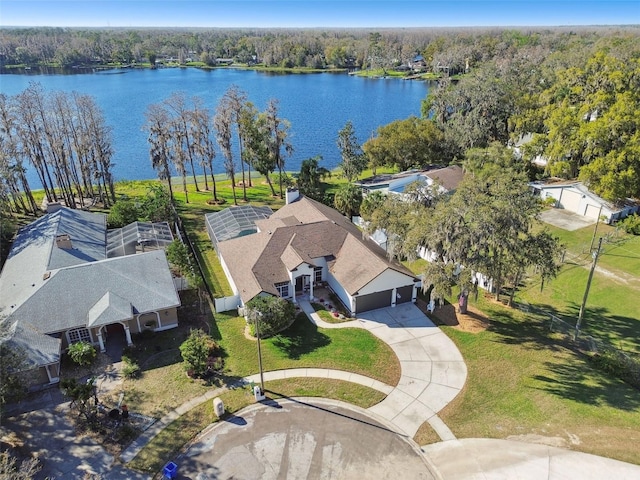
[333, 183, 362, 219]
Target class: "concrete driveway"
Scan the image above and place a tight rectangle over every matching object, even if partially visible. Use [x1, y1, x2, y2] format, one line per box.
[355, 303, 466, 440]
[178, 399, 437, 480]
[540, 208, 597, 231]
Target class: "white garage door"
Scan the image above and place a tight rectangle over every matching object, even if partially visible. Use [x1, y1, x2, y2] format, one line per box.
[584, 204, 602, 219]
[559, 189, 582, 213]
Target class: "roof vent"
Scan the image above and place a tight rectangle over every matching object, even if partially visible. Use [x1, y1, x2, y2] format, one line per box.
[56, 234, 72, 250]
[43, 272, 51, 280]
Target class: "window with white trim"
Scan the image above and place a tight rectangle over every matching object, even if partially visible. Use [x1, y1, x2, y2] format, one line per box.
[68, 327, 91, 344]
[275, 282, 290, 298]
[314, 267, 323, 283]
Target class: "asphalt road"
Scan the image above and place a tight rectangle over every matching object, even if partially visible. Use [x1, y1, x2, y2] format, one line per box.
[177, 399, 438, 480]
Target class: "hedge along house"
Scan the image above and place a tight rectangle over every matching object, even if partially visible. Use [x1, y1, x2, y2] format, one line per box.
[213, 190, 420, 315]
[0, 206, 180, 389]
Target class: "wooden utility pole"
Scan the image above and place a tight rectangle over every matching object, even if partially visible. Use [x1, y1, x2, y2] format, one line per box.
[575, 237, 603, 340]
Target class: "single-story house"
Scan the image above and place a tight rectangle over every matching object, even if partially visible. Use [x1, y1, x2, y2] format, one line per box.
[212, 190, 420, 315]
[0, 206, 180, 390]
[531, 181, 640, 224]
[354, 165, 464, 198]
[353, 165, 463, 252]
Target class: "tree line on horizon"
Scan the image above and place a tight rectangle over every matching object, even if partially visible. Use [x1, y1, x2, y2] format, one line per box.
[1, 25, 637, 74]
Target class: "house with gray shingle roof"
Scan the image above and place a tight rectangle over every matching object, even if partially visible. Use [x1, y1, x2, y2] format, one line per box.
[0, 206, 180, 389]
[213, 191, 420, 315]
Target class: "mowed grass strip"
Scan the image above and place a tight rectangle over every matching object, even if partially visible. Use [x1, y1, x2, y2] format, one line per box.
[420, 295, 640, 465]
[128, 379, 386, 474]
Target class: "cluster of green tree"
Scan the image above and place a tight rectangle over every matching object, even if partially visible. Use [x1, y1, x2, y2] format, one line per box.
[422, 34, 640, 202]
[144, 86, 292, 205]
[360, 144, 564, 305]
[179, 328, 222, 378]
[2, 25, 635, 74]
[245, 295, 296, 338]
[0, 83, 116, 216]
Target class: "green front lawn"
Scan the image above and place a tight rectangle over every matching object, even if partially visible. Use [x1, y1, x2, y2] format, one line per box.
[414, 294, 640, 465]
[215, 312, 400, 385]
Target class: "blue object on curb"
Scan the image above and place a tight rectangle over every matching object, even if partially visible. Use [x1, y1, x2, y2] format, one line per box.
[162, 461, 178, 479]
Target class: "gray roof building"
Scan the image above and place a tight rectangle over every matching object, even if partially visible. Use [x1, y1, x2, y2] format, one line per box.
[0, 207, 180, 384]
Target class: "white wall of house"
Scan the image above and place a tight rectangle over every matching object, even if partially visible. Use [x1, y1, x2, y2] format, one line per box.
[289, 262, 315, 300]
[218, 254, 239, 296]
[357, 269, 416, 295]
[541, 185, 615, 222]
[311, 257, 328, 281]
[326, 273, 353, 313]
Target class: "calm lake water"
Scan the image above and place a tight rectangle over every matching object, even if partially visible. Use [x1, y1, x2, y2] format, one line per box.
[0, 68, 430, 187]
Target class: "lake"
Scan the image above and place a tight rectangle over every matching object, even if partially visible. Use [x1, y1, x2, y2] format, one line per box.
[0, 68, 430, 187]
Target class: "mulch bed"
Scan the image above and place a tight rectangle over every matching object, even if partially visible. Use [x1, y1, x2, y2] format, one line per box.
[417, 299, 490, 333]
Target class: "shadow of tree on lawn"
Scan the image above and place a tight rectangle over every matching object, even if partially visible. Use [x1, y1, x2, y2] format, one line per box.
[532, 358, 640, 411]
[271, 318, 331, 360]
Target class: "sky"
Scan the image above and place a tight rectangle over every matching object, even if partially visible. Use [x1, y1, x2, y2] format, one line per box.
[1, 0, 638, 28]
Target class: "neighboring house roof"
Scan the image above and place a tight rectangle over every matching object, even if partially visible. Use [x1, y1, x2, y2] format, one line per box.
[0, 208, 180, 372]
[217, 196, 417, 304]
[356, 165, 464, 195]
[0, 208, 107, 318]
[3, 321, 61, 367]
[8, 249, 179, 334]
[424, 165, 464, 192]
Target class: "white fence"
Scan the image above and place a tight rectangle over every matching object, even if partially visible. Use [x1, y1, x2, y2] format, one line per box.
[214, 294, 241, 313]
[173, 276, 190, 291]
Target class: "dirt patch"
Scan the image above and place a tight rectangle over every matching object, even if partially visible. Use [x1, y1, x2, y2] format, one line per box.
[431, 303, 490, 333]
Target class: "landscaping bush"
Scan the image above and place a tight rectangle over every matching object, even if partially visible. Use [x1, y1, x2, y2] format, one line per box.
[107, 199, 139, 228]
[122, 357, 141, 379]
[590, 349, 640, 390]
[618, 214, 640, 235]
[179, 329, 221, 378]
[67, 341, 97, 366]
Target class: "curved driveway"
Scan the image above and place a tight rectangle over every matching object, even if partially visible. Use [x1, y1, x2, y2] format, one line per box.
[297, 300, 467, 440]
